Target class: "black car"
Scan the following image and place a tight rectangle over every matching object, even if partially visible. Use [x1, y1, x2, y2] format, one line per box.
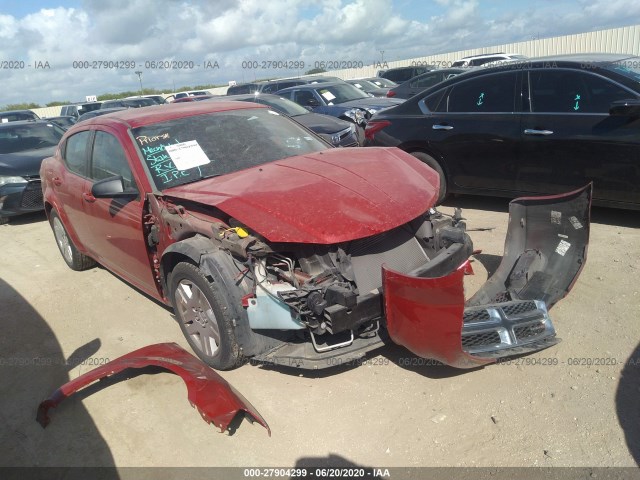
[0, 120, 65, 224]
[377, 66, 434, 84]
[346, 79, 390, 97]
[215, 94, 360, 147]
[277, 82, 403, 126]
[0, 110, 40, 122]
[44, 116, 77, 130]
[387, 68, 469, 99]
[364, 54, 640, 209]
[77, 107, 127, 123]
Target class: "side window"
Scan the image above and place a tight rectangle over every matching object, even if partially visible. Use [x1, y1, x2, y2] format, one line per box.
[422, 89, 447, 112]
[261, 83, 278, 93]
[529, 70, 635, 114]
[411, 73, 441, 88]
[63, 130, 91, 177]
[447, 72, 517, 113]
[90, 131, 137, 191]
[294, 90, 317, 106]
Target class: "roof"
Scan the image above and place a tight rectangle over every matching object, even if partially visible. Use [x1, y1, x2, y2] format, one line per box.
[276, 81, 350, 93]
[79, 101, 268, 129]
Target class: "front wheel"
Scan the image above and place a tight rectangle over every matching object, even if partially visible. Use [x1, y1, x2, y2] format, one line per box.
[409, 151, 447, 204]
[50, 210, 96, 271]
[169, 262, 243, 370]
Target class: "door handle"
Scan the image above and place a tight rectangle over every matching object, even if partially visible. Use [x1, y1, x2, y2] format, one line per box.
[432, 124, 453, 130]
[52, 177, 62, 186]
[82, 192, 96, 203]
[524, 129, 553, 135]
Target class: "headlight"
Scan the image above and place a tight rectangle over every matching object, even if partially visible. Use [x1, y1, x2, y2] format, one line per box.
[0, 176, 27, 187]
[344, 108, 365, 124]
[365, 107, 377, 115]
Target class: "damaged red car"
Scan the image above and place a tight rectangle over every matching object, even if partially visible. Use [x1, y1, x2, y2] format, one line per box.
[41, 102, 591, 370]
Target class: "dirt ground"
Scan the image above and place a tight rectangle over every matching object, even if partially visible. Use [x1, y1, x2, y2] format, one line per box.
[1, 195, 639, 471]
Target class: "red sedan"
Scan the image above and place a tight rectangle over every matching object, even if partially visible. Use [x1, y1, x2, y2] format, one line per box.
[41, 101, 591, 370]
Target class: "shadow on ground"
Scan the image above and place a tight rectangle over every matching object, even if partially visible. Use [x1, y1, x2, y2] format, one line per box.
[616, 341, 640, 466]
[0, 278, 118, 474]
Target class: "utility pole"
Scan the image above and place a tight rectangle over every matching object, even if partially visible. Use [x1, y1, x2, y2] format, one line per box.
[135, 71, 143, 96]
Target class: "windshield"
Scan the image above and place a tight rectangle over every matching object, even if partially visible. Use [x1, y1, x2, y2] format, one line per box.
[314, 84, 370, 104]
[367, 78, 396, 88]
[605, 57, 640, 83]
[132, 108, 328, 190]
[252, 96, 309, 116]
[349, 80, 378, 91]
[0, 122, 64, 154]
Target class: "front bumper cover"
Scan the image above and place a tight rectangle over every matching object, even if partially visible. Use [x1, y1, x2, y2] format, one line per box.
[383, 184, 591, 368]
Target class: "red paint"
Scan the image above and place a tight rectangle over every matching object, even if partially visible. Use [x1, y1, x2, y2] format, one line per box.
[165, 147, 438, 243]
[37, 343, 270, 435]
[382, 262, 493, 369]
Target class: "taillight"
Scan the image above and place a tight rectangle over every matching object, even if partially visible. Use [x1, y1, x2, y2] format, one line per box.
[386, 90, 396, 98]
[364, 120, 391, 141]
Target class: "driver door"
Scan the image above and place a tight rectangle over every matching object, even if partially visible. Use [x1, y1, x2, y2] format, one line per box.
[81, 128, 157, 295]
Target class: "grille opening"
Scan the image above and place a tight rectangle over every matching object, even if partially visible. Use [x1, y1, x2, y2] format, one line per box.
[461, 331, 501, 348]
[502, 301, 538, 317]
[513, 322, 546, 340]
[463, 309, 491, 324]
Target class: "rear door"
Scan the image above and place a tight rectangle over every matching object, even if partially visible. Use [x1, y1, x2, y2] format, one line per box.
[519, 68, 640, 204]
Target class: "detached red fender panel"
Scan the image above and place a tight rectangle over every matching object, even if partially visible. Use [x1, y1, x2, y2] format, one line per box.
[384, 184, 592, 369]
[37, 343, 270, 435]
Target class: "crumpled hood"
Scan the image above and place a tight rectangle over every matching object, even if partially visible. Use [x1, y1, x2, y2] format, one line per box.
[164, 147, 439, 244]
[0, 146, 56, 177]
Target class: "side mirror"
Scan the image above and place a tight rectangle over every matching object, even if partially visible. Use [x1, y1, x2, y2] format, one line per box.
[609, 99, 640, 117]
[307, 98, 320, 107]
[91, 176, 136, 198]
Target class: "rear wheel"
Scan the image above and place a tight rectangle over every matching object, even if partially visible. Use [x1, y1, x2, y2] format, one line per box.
[409, 151, 447, 204]
[169, 262, 243, 370]
[50, 210, 96, 271]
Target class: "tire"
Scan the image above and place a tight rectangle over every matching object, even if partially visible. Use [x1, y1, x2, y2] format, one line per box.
[49, 210, 96, 271]
[0, 216, 8, 225]
[169, 262, 243, 370]
[409, 151, 447, 204]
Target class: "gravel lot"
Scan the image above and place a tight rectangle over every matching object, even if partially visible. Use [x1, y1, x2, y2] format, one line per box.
[1, 196, 638, 471]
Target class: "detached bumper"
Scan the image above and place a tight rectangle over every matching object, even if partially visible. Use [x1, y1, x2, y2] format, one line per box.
[383, 184, 591, 368]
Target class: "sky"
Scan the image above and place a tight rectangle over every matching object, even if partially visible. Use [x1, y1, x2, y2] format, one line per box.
[0, 0, 639, 106]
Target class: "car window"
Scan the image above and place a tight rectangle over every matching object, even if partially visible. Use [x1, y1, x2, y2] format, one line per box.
[131, 108, 328, 190]
[0, 122, 64, 154]
[294, 90, 317, 106]
[91, 131, 137, 191]
[421, 89, 448, 113]
[260, 83, 279, 93]
[447, 72, 517, 113]
[411, 72, 442, 88]
[529, 70, 635, 114]
[469, 56, 503, 66]
[63, 130, 91, 177]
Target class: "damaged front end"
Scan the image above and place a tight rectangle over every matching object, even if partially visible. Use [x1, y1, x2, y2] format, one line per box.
[230, 185, 590, 369]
